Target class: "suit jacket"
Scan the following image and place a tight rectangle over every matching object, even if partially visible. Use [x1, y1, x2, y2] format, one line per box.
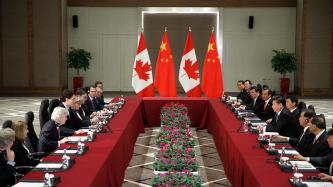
[72, 109, 91, 128]
[11, 141, 39, 167]
[96, 97, 105, 110]
[310, 152, 333, 168]
[84, 96, 99, 116]
[289, 127, 315, 156]
[307, 131, 331, 157]
[237, 89, 252, 105]
[266, 107, 299, 138]
[246, 96, 264, 115]
[0, 151, 16, 187]
[38, 120, 60, 153]
[258, 99, 275, 121]
[291, 108, 302, 135]
[58, 103, 76, 136]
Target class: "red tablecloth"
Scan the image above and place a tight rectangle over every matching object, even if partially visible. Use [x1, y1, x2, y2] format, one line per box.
[207, 99, 317, 187]
[22, 97, 144, 187]
[142, 97, 208, 128]
[20, 97, 319, 187]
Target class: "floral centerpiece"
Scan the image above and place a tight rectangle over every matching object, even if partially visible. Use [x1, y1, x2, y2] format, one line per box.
[152, 172, 202, 187]
[152, 102, 202, 186]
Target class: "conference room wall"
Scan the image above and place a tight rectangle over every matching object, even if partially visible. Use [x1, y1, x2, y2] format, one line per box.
[0, 0, 67, 94]
[301, 0, 333, 95]
[1, 0, 29, 87]
[67, 7, 296, 92]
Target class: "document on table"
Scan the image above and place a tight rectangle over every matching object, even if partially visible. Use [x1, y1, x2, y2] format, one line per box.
[302, 182, 333, 187]
[251, 122, 267, 126]
[35, 163, 63, 169]
[68, 136, 88, 142]
[263, 132, 279, 136]
[278, 149, 299, 155]
[54, 149, 78, 154]
[13, 182, 44, 187]
[289, 161, 316, 170]
[244, 117, 261, 121]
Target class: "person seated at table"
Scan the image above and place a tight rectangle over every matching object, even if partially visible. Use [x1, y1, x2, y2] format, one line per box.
[301, 115, 331, 157]
[84, 85, 101, 116]
[257, 87, 275, 121]
[265, 96, 300, 138]
[59, 89, 84, 135]
[243, 86, 263, 114]
[38, 107, 70, 153]
[10, 121, 40, 168]
[286, 95, 301, 127]
[272, 109, 316, 156]
[244, 79, 252, 92]
[294, 128, 333, 174]
[236, 80, 252, 105]
[71, 96, 96, 129]
[0, 128, 16, 186]
[96, 87, 106, 110]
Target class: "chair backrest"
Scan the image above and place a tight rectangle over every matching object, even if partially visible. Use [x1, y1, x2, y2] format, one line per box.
[297, 101, 307, 111]
[2, 120, 13, 129]
[39, 99, 50, 130]
[308, 105, 315, 113]
[48, 98, 61, 118]
[25, 111, 39, 152]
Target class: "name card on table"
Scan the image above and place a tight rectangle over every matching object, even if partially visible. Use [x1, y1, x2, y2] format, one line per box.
[13, 182, 44, 187]
[67, 136, 88, 142]
[278, 149, 299, 155]
[289, 161, 317, 170]
[54, 149, 78, 154]
[35, 163, 63, 169]
[302, 181, 333, 187]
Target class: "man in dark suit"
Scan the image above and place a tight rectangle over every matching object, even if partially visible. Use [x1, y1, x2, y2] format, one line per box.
[237, 80, 252, 105]
[38, 107, 70, 153]
[295, 128, 333, 179]
[298, 115, 331, 157]
[245, 86, 264, 114]
[84, 85, 100, 116]
[58, 89, 85, 135]
[273, 109, 316, 156]
[258, 88, 275, 121]
[286, 95, 301, 125]
[0, 128, 16, 187]
[95, 87, 106, 110]
[266, 96, 300, 138]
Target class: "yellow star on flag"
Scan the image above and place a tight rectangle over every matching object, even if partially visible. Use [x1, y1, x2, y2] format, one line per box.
[160, 41, 167, 51]
[208, 42, 214, 52]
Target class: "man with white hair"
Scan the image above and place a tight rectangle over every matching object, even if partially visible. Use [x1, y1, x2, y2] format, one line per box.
[0, 128, 16, 186]
[38, 107, 70, 152]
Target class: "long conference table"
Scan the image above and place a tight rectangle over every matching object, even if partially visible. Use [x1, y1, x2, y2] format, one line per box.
[21, 97, 318, 187]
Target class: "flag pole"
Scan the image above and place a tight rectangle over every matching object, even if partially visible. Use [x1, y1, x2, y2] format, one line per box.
[212, 26, 214, 32]
[165, 27, 167, 32]
[189, 26, 191, 32]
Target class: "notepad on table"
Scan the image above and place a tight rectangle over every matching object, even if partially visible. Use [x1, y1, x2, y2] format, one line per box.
[54, 149, 78, 154]
[35, 163, 63, 169]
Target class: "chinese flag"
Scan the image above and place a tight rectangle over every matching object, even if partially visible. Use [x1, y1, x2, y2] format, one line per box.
[201, 31, 224, 98]
[132, 32, 154, 97]
[154, 31, 177, 97]
[179, 30, 201, 97]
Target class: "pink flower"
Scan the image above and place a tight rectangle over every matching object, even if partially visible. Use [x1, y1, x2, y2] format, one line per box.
[163, 158, 169, 164]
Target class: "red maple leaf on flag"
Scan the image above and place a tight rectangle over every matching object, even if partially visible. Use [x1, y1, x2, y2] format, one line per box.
[183, 59, 199, 80]
[135, 60, 151, 81]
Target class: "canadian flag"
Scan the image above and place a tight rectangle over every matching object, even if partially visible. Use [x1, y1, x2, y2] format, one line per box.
[179, 30, 201, 97]
[132, 32, 155, 97]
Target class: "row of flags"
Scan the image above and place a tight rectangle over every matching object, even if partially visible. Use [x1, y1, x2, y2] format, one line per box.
[131, 29, 223, 98]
